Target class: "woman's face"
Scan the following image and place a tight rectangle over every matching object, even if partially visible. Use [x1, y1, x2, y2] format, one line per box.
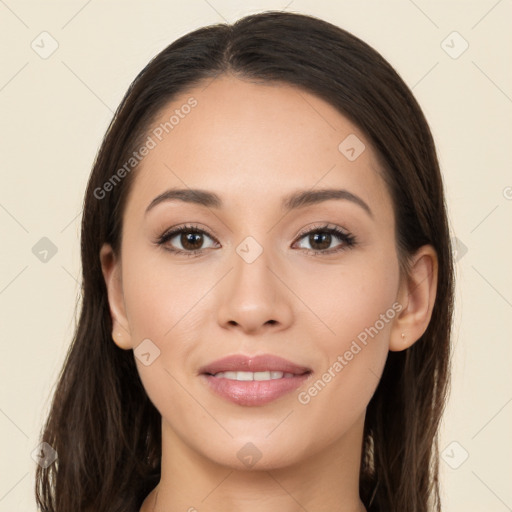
[105, 74, 404, 470]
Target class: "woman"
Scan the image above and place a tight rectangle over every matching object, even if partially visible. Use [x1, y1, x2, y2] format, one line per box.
[35, 10, 454, 512]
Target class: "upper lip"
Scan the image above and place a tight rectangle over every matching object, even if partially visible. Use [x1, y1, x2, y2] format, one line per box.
[198, 354, 312, 376]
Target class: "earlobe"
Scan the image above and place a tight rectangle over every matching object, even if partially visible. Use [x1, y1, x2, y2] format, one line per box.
[389, 245, 438, 352]
[99, 243, 133, 350]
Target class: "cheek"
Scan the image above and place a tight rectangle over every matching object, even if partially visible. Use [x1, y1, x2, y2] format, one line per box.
[121, 243, 211, 340]
[292, 251, 399, 422]
[119, 246, 206, 400]
[294, 247, 400, 349]
[121, 250, 204, 435]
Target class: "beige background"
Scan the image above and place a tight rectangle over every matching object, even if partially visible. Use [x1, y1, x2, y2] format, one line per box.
[1, 1, 511, 510]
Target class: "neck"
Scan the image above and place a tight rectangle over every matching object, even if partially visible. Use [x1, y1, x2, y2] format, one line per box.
[140, 414, 367, 512]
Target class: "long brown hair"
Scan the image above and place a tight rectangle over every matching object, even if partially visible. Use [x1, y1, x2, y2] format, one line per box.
[35, 11, 454, 512]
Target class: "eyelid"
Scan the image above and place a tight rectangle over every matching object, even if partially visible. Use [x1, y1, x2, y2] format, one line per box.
[159, 222, 218, 240]
[294, 222, 350, 239]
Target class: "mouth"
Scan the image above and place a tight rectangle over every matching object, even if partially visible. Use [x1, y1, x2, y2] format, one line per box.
[198, 354, 313, 406]
[206, 370, 304, 380]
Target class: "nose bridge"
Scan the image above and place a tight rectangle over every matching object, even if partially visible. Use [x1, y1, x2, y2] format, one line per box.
[215, 231, 293, 332]
[232, 233, 279, 306]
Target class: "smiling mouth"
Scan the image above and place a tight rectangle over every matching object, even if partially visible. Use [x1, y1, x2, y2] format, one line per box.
[198, 353, 313, 406]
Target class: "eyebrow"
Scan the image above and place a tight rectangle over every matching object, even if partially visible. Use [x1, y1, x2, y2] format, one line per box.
[145, 187, 373, 218]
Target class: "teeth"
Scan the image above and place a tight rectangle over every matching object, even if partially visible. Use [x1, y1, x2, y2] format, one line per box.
[212, 371, 297, 381]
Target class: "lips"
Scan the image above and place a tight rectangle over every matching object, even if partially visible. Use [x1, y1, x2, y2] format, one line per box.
[198, 354, 312, 406]
[198, 354, 311, 376]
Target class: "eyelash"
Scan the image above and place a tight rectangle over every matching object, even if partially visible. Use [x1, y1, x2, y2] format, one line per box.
[155, 223, 357, 258]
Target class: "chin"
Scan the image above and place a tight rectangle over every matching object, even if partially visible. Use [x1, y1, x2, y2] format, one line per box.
[196, 435, 310, 472]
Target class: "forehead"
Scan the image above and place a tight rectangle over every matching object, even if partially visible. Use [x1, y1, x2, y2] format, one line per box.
[124, 74, 393, 220]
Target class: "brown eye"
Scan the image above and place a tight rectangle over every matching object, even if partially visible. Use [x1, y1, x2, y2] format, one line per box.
[307, 232, 333, 251]
[180, 232, 205, 251]
[157, 225, 219, 256]
[294, 225, 356, 255]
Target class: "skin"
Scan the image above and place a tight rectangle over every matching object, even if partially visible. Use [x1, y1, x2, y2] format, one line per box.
[100, 74, 438, 512]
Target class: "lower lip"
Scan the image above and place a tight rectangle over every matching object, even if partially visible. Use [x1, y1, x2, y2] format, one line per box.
[201, 373, 311, 406]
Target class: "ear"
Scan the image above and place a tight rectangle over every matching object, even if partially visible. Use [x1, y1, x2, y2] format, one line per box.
[99, 243, 133, 350]
[389, 244, 438, 352]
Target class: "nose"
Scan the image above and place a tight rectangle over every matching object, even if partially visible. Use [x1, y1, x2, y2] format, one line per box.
[215, 243, 294, 335]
